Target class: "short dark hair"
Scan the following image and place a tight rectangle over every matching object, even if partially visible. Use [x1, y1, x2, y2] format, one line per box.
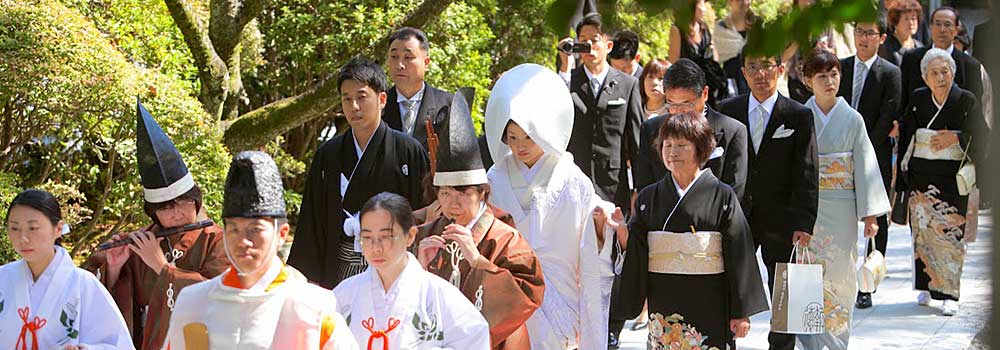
[143, 185, 203, 227]
[609, 30, 640, 59]
[655, 112, 716, 167]
[360, 192, 416, 234]
[638, 59, 671, 105]
[388, 27, 430, 52]
[436, 184, 491, 203]
[337, 57, 389, 94]
[576, 13, 604, 38]
[931, 6, 959, 24]
[7, 189, 62, 226]
[740, 44, 782, 66]
[887, 0, 923, 27]
[801, 49, 841, 78]
[664, 58, 707, 95]
[856, 13, 889, 35]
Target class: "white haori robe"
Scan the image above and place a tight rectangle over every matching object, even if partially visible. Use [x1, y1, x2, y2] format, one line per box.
[487, 153, 606, 350]
[332, 253, 489, 350]
[165, 258, 358, 350]
[0, 246, 133, 350]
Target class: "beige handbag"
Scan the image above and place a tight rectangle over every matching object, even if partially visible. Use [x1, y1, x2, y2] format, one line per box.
[858, 237, 887, 293]
[956, 136, 975, 196]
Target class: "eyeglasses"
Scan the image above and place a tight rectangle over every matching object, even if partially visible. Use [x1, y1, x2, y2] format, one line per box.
[744, 63, 779, 73]
[666, 101, 696, 111]
[158, 198, 196, 212]
[360, 233, 403, 248]
[854, 28, 882, 38]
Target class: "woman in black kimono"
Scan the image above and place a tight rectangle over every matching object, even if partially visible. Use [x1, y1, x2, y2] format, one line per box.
[612, 112, 768, 349]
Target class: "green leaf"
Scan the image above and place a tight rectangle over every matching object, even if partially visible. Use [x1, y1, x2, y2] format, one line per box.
[412, 313, 422, 329]
[61, 311, 69, 327]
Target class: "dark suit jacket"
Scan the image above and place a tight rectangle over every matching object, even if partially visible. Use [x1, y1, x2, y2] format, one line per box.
[838, 55, 902, 193]
[718, 94, 818, 242]
[566, 66, 644, 210]
[633, 108, 749, 198]
[899, 46, 983, 119]
[382, 84, 454, 150]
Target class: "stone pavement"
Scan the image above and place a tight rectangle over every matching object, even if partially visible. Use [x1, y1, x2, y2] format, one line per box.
[618, 210, 992, 350]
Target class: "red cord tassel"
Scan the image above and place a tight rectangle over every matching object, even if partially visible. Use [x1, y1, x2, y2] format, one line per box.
[15, 307, 46, 350]
[362, 317, 400, 350]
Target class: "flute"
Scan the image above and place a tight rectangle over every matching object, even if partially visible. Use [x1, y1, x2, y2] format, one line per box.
[97, 220, 215, 251]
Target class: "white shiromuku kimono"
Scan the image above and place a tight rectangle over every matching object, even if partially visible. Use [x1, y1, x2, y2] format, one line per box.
[332, 253, 489, 350]
[799, 97, 890, 350]
[0, 246, 133, 350]
[165, 257, 358, 350]
[593, 199, 618, 331]
[484, 64, 607, 350]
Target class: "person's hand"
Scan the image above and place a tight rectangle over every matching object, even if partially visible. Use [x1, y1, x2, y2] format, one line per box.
[930, 130, 959, 151]
[128, 230, 168, 273]
[442, 224, 483, 264]
[610, 207, 628, 248]
[792, 231, 812, 247]
[418, 235, 446, 268]
[730, 318, 751, 338]
[889, 120, 900, 138]
[557, 37, 575, 73]
[62, 345, 80, 350]
[592, 206, 608, 246]
[863, 216, 879, 238]
[104, 232, 132, 269]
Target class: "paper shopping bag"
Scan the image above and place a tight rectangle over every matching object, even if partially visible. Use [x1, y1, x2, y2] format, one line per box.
[770, 247, 824, 334]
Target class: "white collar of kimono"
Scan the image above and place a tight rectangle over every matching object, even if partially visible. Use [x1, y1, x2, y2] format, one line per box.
[15, 246, 73, 318]
[462, 202, 488, 229]
[370, 252, 422, 293]
[485, 64, 574, 163]
[748, 91, 779, 118]
[24, 245, 66, 287]
[242, 256, 284, 292]
[672, 168, 708, 197]
[806, 96, 849, 135]
[516, 153, 551, 183]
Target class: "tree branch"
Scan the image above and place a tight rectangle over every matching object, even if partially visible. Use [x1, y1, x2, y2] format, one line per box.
[164, 0, 229, 119]
[222, 0, 456, 150]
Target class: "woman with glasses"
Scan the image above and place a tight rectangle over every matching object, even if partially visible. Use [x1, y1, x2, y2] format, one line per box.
[334, 192, 490, 349]
[82, 102, 228, 350]
[1, 189, 134, 350]
[414, 91, 544, 350]
[798, 50, 890, 349]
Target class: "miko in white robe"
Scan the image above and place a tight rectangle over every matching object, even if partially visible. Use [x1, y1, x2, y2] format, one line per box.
[165, 257, 358, 350]
[799, 96, 890, 350]
[484, 63, 607, 350]
[333, 253, 489, 350]
[0, 246, 133, 350]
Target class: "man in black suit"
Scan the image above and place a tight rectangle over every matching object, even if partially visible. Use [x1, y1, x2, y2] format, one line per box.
[899, 7, 983, 114]
[718, 49, 818, 350]
[634, 58, 749, 198]
[838, 15, 902, 310]
[609, 30, 643, 80]
[382, 27, 454, 150]
[557, 13, 643, 215]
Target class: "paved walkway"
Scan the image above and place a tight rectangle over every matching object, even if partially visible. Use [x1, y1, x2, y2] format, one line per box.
[618, 210, 992, 350]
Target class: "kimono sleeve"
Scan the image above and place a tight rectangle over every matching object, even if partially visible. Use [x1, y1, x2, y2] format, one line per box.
[851, 117, 891, 218]
[321, 313, 360, 350]
[77, 272, 136, 350]
[610, 191, 651, 320]
[440, 289, 491, 350]
[288, 145, 330, 282]
[150, 230, 229, 308]
[718, 189, 769, 319]
[576, 185, 608, 350]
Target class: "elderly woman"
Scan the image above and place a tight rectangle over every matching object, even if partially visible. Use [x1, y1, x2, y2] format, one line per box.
[415, 92, 544, 350]
[897, 48, 988, 316]
[1, 189, 133, 349]
[334, 192, 490, 349]
[798, 50, 891, 349]
[614, 112, 767, 349]
[880, 0, 924, 66]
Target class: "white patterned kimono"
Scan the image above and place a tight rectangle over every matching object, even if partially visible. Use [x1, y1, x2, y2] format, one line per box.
[165, 258, 358, 350]
[0, 246, 133, 350]
[333, 253, 489, 350]
[799, 97, 890, 350]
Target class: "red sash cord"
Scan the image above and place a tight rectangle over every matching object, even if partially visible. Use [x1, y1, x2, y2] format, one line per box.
[362, 316, 400, 350]
[15, 307, 46, 350]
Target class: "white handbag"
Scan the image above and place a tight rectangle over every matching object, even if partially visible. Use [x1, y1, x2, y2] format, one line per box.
[956, 136, 975, 196]
[858, 237, 887, 293]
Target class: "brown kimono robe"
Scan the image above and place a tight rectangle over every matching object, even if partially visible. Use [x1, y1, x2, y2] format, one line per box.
[417, 209, 545, 350]
[81, 222, 229, 350]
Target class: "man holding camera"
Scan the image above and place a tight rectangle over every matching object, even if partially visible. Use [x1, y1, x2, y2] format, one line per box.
[557, 13, 643, 219]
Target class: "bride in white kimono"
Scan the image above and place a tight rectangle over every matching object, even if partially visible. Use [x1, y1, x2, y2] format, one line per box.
[799, 50, 890, 349]
[333, 192, 489, 350]
[0, 189, 133, 350]
[484, 63, 606, 350]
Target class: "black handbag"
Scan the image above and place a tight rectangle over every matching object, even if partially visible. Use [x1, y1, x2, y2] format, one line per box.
[890, 190, 909, 225]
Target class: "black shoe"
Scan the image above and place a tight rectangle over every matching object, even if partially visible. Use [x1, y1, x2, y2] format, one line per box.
[630, 321, 648, 331]
[856, 292, 873, 309]
[608, 332, 620, 349]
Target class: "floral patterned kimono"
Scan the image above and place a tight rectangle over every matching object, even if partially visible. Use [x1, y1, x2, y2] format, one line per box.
[0, 246, 133, 349]
[799, 97, 890, 349]
[333, 253, 490, 350]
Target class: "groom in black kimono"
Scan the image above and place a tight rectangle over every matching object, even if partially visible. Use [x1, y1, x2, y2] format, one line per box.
[718, 49, 818, 350]
[288, 57, 430, 289]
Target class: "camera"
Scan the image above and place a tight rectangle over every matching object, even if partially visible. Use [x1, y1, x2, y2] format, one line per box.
[559, 41, 591, 54]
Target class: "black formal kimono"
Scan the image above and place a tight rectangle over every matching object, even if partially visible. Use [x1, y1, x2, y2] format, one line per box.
[899, 46, 983, 119]
[633, 108, 749, 198]
[566, 66, 643, 212]
[896, 85, 987, 301]
[288, 122, 430, 289]
[382, 84, 454, 151]
[614, 171, 768, 349]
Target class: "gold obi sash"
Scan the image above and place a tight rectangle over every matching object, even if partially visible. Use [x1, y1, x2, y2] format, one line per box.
[647, 231, 724, 274]
[818, 152, 854, 190]
[913, 128, 964, 161]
